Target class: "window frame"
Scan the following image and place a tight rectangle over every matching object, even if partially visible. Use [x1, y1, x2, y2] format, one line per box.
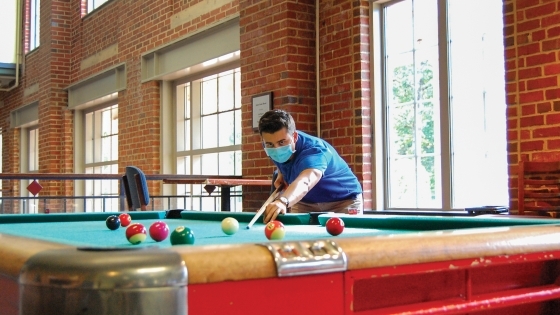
[372, 0, 507, 211]
[173, 62, 243, 211]
[86, 0, 111, 14]
[27, 0, 40, 52]
[83, 102, 119, 212]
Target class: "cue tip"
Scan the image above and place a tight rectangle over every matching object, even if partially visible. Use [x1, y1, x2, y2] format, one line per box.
[245, 226, 251, 229]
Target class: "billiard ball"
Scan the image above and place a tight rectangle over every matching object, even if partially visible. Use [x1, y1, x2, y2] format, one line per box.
[126, 223, 147, 245]
[170, 226, 195, 245]
[264, 220, 285, 240]
[118, 213, 132, 227]
[326, 217, 345, 236]
[221, 217, 239, 235]
[105, 215, 121, 230]
[149, 221, 170, 242]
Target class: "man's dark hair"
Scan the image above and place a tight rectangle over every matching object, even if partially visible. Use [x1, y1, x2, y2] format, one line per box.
[258, 109, 296, 135]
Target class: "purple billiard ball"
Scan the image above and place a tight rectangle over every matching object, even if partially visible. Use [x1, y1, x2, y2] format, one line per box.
[149, 221, 170, 242]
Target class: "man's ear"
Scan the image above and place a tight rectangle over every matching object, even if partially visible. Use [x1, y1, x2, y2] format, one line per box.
[293, 130, 299, 142]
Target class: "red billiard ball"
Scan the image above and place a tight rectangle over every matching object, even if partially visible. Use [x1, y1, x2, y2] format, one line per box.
[326, 217, 345, 236]
[149, 221, 170, 242]
[126, 223, 147, 245]
[105, 215, 121, 230]
[118, 213, 132, 227]
[264, 220, 285, 240]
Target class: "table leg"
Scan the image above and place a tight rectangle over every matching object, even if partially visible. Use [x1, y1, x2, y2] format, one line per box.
[221, 186, 231, 212]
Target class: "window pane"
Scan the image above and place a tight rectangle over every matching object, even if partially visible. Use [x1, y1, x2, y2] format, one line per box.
[201, 76, 217, 115]
[88, 0, 109, 13]
[218, 71, 234, 111]
[387, 52, 414, 105]
[235, 150, 242, 175]
[28, 129, 39, 171]
[385, 0, 440, 209]
[201, 115, 218, 149]
[414, 0, 438, 48]
[449, 0, 507, 208]
[218, 111, 235, 147]
[30, 0, 40, 50]
[389, 157, 416, 208]
[235, 109, 241, 145]
[219, 151, 235, 175]
[184, 120, 191, 150]
[201, 153, 219, 174]
[235, 70, 241, 109]
[185, 84, 191, 119]
[385, 1, 412, 55]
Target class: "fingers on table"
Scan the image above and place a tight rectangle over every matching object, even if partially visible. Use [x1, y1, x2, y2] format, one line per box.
[264, 202, 283, 223]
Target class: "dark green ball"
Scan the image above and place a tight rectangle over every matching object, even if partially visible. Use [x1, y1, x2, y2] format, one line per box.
[170, 226, 195, 245]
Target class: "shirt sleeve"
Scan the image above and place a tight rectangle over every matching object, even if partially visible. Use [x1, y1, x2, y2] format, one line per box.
[295, 142, 332, 173]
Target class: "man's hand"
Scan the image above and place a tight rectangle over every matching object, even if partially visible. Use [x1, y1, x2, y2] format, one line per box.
[263, 199, 287, 223]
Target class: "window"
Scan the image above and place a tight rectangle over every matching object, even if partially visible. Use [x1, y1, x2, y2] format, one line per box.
[87, 0, 110, 14]
[176, 67, 242, 211]
[25, 127, 39, 213]
[84, 104, 119, 212]
[379, 0, 507, 210]
[28, 0, 40, 52]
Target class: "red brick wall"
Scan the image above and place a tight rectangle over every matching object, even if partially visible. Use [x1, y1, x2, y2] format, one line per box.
[505, 0, 560, 212]
[0, 0, 240, 206]
[318, 0, 372, 209]
[240, 0, 318, 209]
[240, 0, 372, 210]
[504, 0, 560, 211]
[0, 0, 374, 212]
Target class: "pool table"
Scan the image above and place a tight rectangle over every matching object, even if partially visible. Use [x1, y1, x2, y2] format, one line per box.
[1, 211, 560, 315]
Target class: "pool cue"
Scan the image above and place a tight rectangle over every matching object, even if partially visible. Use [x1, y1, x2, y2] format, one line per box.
[246, 186, 282, 229]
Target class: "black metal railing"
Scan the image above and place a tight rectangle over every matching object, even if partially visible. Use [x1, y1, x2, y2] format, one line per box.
[0, 193, 244, 214]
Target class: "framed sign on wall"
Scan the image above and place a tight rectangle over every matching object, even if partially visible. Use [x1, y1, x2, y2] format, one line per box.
[252, 92, 273, 130]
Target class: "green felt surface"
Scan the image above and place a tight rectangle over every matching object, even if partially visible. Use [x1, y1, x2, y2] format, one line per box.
[1, 211, 557, 249]
[0, 217, 407, 248]
[318, 213, 560, 230]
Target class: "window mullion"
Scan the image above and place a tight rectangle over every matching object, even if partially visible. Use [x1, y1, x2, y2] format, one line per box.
[437, 0, 452, 210]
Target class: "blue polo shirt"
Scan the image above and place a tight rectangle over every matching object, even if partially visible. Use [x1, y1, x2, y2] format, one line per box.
[272, 131, 362, 203]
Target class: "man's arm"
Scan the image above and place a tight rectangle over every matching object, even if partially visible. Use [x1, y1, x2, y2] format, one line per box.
[264, 168, 322, 223]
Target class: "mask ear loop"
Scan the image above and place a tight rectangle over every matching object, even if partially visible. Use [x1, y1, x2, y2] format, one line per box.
[262, 142, 271, 156]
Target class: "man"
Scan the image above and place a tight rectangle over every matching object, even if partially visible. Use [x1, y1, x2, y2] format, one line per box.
[258, 109, 363, 223]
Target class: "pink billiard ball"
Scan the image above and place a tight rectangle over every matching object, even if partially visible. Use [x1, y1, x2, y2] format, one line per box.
[126, 223, 147, 245]
[326, 217, 345, 236]
[264, 220, 285, 240]
[149, 221, 170, 242]
[119, 213, 132, 227]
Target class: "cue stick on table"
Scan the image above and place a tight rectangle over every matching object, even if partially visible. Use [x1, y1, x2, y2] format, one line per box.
[246, 186, 282, 229]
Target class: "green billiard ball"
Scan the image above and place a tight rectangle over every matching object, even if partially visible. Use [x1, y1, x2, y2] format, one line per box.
[221, 217, 239, 235]
[170, 226, 195, 245]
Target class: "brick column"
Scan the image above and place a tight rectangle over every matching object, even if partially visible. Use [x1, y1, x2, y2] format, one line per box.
[504, 0, 560, 212]
[240, 0, 317, 210]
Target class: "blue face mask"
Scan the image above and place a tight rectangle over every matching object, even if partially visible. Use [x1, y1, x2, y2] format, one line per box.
[264, 143, 296, 163]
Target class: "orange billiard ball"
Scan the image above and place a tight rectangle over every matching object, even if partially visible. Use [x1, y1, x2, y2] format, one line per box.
[264, 220, 285, 240]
